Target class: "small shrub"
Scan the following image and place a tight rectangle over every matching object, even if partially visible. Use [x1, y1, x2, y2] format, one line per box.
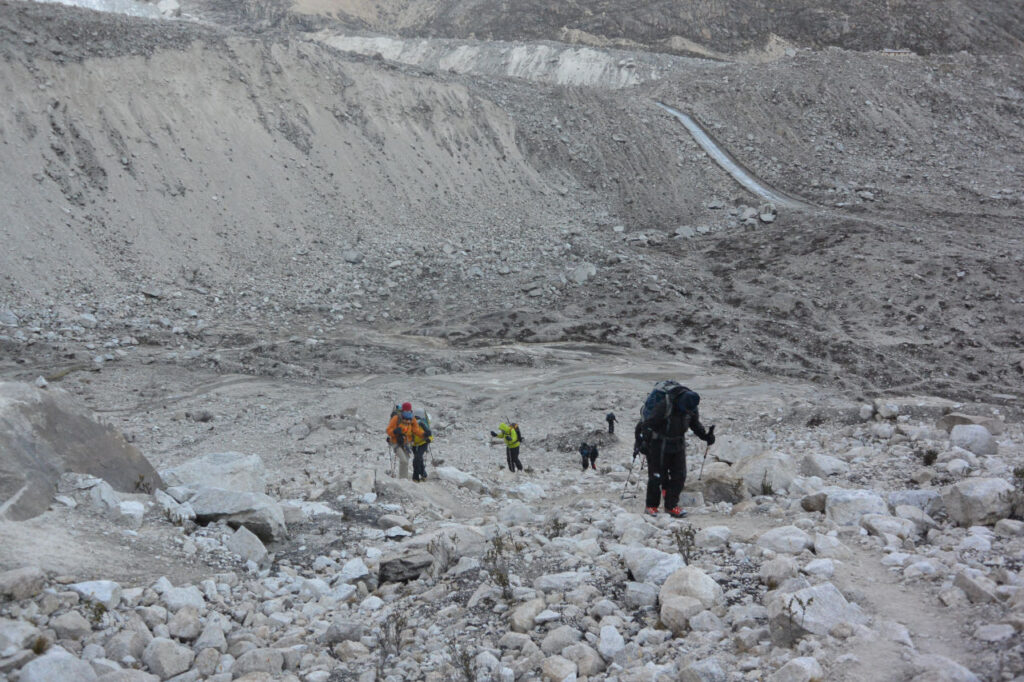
[672, 524, 697, 564]
[760, 470, 775, 496]
[446, 634, 476, 682]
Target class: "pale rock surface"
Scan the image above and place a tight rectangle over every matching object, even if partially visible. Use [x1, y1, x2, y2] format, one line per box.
[659, 566, 723, 609]
[824, 489, 888, 525]
[17, 646, 98, 682]
[160, 452, 268, 493]
[949, 425, 997, 455]
[942, 478, 1014, 526]
[757, 525, 813, 554]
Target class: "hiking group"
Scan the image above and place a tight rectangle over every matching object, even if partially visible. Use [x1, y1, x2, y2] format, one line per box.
[383, 380, 714, 519]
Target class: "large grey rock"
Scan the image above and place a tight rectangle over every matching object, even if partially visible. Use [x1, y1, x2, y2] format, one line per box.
[937, 413, 1004, 435]
[943, 478, 1014, 527]
[52, 611, 92, 639]
[0, 382, 162, 521]
[434, 467, 490, 494]
[0, 617, 40, 657]
[226, 525, 267, 564]
[541, 655, 576, 681]
[69, 580, 122, 609]
[911, 654, 980, 682]
[768, 582, 865, 645]
[159, 452, 267, 493]
[97, 671, 161, 682]
[378, 551, 433, 583]
[535, 571, 591, 593]
[624, 582, 659, 609]
[402, 525, 488, 558]
[17, 646, 98, 682]
[167, 607, 201, 641]
[800, 453, 849, 478]
[160, 585, 205, 612]
[769, 656, 824, 682]
[620, 546, 685, 585]
[541, 625, 581, 654]
[142, 637, 194, 679]
[824, 489, 888, 525]
[679, 658, 727, 682]
[0, 565, 45, 599]
[568, 262, 597, 284]
[188, 488, 287, 542]
[949, 425, 997, 455]
[756, 526, 813, 554]
[733, 452, 797, 495]
[659, 566, 723, 609]
[510, 598, 546, 633]
[233, 648, 284, 676]
[322, 619, 366, 644]
[660, 595, 703, 635]
[860, 514, 916, 539]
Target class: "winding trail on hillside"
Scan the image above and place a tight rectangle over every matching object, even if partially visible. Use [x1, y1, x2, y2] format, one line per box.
[656, 102, 814, 210]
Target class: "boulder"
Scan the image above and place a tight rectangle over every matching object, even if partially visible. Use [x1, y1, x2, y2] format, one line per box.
[800, 454, 849, 478]
[97, 671, 160, 682]
[69, 580, 122, 609]
[234, 648, 284, 676]
[620, 546, 685, 586]
[659, 566, 723, 609]
[860, 514, 917, 539]
[510, 598, 546, 633]
[434, 467, 490, 494]
[949, 425, 997, 456]
[0, 617, 40, 657]
[52, 611, 92, 639]
[709, 435, 766, 465]
[188, 488, 287, 542]
[0, 382, 161, 521]
[679, 658, 727, 682]
[541, 655, 577, 681]
[824, 489, 888, 526]
[911, 654, 980, 682]
[943, 478, 1014, 527]
[403, 525, 488, 558]
[17, 646, 98, 682]
[0, 566, 45, 599]
[378, 551, 433, 583]
[142, 637, 194, 679]
[937, 413, 1004, 436]
[535, 571, 590, 592]
[597, 625, 624, 661]
[563, 642, 605, 675]
[323, 619, 366, 644]
[733, 452, 797, 496]
[226, 525, 267, 564]
[768, 582, 865, 645]
[769, 656, 824, 682]
[167, 607, 202, 641]
[756, 526, 813, 554]
[624, 582, 658, 609]
[540, 625, 581, 654]
[660, 595, 703, 635]
[160, 452, 267, 493]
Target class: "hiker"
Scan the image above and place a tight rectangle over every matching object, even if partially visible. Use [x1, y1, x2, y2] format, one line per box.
[410, 409, 433, 482]
[386, 402, 426, 480]
[491, 422, 523, 472]
[634, 383, 715, 518]
[606, 412, 617, 434]
[580, 442, 598, 471]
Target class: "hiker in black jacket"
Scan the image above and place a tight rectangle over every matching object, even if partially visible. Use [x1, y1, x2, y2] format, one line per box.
[579, 442, 599, 471]
[634, 392, 714, 518]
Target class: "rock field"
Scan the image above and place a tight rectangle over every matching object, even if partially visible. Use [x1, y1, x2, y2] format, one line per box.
[1, 0, 1024, 680]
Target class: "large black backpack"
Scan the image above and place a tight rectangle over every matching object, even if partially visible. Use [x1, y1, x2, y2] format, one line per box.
[640, 380, 700, 423]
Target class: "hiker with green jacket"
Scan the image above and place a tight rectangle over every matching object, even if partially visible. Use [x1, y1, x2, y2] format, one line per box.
[491, 422, 523, 472]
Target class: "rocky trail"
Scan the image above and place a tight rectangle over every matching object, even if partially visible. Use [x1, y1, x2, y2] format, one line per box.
[2, 0, 1024, 680]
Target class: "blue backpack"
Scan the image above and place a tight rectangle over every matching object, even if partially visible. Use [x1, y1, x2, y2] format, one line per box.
[640, 380, 700, 423]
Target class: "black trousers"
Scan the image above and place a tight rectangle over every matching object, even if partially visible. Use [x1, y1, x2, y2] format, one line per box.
[506, 446, 523, 472]
[645, 445, 686, 509]
[581, 454, 597, 470]
[608, 421, 615, 434]
[412, 444, 428, 480]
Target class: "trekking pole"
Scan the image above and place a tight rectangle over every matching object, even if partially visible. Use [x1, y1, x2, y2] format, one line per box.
[621, 450, 640, 500]
[698, 425, 716, 480]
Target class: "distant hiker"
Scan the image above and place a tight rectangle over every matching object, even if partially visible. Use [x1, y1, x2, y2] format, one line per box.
[410, 408, 433, 482]
[491, 422, 523, 472]
[386, 402, 426, 480]
[606, 412, 617, 434]
[634, 381, 714, 518]
[580, 442, 598, 471]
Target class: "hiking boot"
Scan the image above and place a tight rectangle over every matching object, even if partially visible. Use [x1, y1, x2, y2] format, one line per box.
[644, 506, 658, 516]
[591, 463, 596, 470]
[668, 507, 687, 518]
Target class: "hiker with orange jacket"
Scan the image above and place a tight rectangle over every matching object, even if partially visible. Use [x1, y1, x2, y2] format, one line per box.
[386, 402, 426, 480]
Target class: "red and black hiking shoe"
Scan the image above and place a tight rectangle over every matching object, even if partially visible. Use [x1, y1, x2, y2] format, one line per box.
[644, 506, 658, 516]
[668, 507, 687, 518]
